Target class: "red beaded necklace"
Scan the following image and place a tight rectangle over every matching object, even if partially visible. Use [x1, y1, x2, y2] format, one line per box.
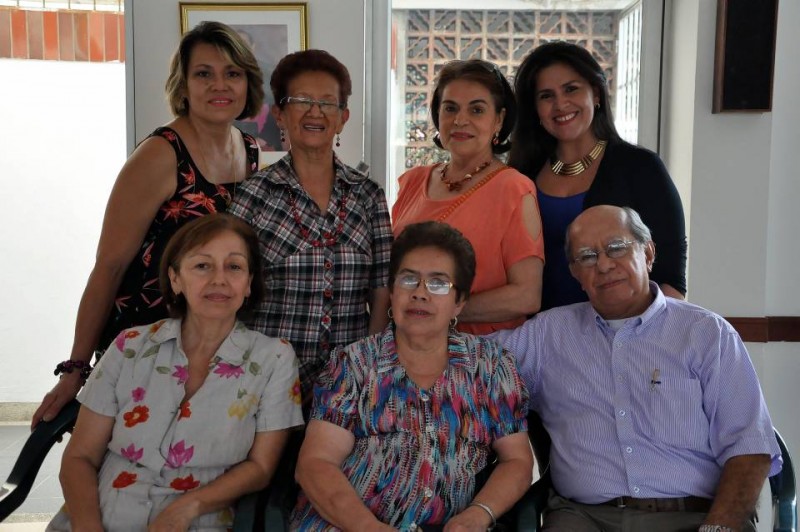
[287, 186, 350, 248]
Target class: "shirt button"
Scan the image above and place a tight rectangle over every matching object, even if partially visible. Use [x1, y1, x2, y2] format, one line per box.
[321, 341, 330, 351]
[426, 424, 435, 433]
[626, 446, 633, 454]
[619, 410, 626, 417]
[324, 261, 333, 270]
[323, 288, 333, 298]
[633, 486, 640, 494]
[321, 315, 331, 325]
[409, 524, 418, 531]
[424, 487, 433, 498]
[421, 394, 430, 402]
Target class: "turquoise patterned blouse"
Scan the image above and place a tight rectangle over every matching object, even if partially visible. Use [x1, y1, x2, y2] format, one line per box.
[291, 325, 529, 531]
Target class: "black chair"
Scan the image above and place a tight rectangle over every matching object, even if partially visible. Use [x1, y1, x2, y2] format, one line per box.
[0, 399, 291, 530]
[0, 399, 79, 521]
[517, 414, 798, 532]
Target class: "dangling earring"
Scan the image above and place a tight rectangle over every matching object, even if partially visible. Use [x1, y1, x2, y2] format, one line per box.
[336, 134, 341, 148]
[449, 316, 458, 330]
[594, 102, 600, 110]
[387, 308, 394, 320]
[280, 129, 286, 143]
[492, 132, 500, 146]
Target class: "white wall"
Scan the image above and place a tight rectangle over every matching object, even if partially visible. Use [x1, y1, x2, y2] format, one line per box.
[663, 0, 800, 467]
[0, 60, 126, 402]
[127, 0, 369, 173]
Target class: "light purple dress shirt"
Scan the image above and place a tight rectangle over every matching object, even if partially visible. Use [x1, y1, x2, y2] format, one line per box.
[491, 282, 782, 504]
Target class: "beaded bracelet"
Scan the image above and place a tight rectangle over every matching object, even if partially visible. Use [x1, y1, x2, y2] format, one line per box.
[469, 501, 496, 531]
[54, 360, 93, 380]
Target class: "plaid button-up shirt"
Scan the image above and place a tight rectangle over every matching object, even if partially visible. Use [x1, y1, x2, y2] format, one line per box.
[229, 154, 392, 395]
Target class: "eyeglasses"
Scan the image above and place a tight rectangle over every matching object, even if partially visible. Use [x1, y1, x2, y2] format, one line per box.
[571, 239, 638, 268]
[395, 274, 455, 296]
[280, 96, 345, 114]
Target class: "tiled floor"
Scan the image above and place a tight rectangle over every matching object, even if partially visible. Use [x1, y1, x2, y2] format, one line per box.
[0, 423, 67, 529]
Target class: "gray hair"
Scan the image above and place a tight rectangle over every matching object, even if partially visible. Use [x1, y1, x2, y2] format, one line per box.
[564, 206, 653, 257]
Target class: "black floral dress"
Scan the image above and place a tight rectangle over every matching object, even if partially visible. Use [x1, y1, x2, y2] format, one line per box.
[97, 126, 259, 352]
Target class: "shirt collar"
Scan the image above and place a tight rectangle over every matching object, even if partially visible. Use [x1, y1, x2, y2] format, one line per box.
[265, 152, 369, 188]
[376, 324, 478, 377]
[589, 281, 666, 332]
[149, 318, 253, 366]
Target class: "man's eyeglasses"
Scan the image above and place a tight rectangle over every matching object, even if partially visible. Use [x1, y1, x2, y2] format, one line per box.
[571, 239, 638, 268]
[280, 96, 345, 114]
[395, 274, 454, 296]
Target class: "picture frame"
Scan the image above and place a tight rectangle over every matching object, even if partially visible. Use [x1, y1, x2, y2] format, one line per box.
[179, 3, 308, 163]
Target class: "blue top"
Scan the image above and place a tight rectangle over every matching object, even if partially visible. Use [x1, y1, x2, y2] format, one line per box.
[537, 189, 587, 310]
[491, 283, 782, 503]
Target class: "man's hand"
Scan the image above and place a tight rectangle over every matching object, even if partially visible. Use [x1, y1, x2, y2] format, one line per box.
[31, 372, 83, 428]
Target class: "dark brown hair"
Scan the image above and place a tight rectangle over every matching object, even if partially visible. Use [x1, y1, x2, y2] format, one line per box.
[165, 21, 264, 119]
[430, 59, 517, 154]
[159, 214, 263, 319]
[509, 41, 621, 178]
[389, 221, 476, 302]
[271, 49, 352, 108]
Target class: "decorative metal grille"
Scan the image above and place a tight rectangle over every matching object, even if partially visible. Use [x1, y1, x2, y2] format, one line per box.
[398, 9, 622, 168]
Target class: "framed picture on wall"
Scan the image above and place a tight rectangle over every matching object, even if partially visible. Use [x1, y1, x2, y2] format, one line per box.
[180, 3, 308, 164]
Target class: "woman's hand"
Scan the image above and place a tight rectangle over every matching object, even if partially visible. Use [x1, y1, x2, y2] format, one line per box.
[31, 372, 83, 428]
[443, 505, 493, 531]
[148, 497, 200, 532]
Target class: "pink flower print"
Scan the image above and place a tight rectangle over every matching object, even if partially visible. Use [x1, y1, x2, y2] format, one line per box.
[172, 365, 188, 385]
[166, 440, 195, 468]
[121, 443, 143, 463]
[114, 331, 126, 352]
[131, 387, 146, 402]
[214, 362, 244, 379]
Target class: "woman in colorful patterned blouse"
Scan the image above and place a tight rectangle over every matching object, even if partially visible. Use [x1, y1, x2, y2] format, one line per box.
[229, 50, 393, 402]
[33, 22, 265, 428]
[292, 222, 532, 531]
[48, 214, 303, 531]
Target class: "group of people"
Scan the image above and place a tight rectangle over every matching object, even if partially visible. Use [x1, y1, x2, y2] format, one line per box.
[34, 20, 781, 532]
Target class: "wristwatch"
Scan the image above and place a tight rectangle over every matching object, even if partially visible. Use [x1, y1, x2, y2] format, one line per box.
[698, 526, 734, 532]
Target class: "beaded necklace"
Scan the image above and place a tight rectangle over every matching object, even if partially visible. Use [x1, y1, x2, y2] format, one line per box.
[287, 186, 350, 248]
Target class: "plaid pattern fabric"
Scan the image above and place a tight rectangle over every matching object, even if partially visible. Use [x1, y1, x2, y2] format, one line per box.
[229, 154, 392, 394]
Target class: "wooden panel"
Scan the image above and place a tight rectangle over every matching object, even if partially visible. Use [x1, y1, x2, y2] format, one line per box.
[73, 12, 88, 61]
[0, 9, 12, 59]
[104, 12, 118, 62]
[27, 10, 43, 60]
[10, 9, 27, 59]
[725, 316, 800, 343]
[43, 11, 58, 60]
[58, 11, 74, 61]
[88, 11, 103, 62]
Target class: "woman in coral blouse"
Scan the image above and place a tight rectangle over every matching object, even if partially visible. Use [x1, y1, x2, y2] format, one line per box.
[392, 59, 544, 334]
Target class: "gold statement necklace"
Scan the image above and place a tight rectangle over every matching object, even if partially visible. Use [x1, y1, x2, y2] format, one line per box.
[550, 139, 608, 176]
[440, 160, 492, 192]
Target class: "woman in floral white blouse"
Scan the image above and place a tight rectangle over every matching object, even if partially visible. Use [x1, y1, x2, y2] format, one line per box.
[47, 214, 303, 531]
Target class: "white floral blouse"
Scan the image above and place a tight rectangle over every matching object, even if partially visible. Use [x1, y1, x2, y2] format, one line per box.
[47, 318, 304, 531]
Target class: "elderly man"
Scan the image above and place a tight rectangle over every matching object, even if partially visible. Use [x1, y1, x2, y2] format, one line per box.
[493, 205, 781, 532]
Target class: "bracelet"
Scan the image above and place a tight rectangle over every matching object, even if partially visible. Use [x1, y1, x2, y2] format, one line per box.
[54, 360, 93, 380]
[469, 502, 496, 531]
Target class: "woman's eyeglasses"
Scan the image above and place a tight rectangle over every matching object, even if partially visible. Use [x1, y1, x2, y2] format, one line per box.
[571, 239, 638, 268]
[395, 274, 454, 296]
[280, 96, 345, 114]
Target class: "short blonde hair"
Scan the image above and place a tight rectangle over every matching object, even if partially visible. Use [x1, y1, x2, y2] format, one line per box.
[165, 21, 264, 119]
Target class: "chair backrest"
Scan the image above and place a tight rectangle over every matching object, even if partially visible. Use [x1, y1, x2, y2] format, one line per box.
[771, 428, 797, 532]
[0, 399, 80, 521]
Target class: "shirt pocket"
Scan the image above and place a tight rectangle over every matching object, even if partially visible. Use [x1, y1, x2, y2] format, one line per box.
[637, 377, 709, 449]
